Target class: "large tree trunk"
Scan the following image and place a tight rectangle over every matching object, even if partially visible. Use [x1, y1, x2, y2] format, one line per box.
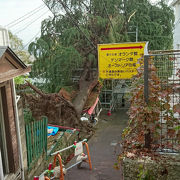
[73, 60, 98, 116]
[21, 60, 99, 140]
[21, 80, 96, 140]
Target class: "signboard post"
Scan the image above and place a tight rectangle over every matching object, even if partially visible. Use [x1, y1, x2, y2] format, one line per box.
[98, 42, 148, 79]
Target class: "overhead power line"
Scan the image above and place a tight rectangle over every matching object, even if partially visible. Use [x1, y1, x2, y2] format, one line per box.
[23, 30, 41, 49]
[6, 4, 46, 28]
[14, 9, 50, 34]
[42, 0, 55, 16]
[175, 17, 180, 27]
[6, 4, 45, 27]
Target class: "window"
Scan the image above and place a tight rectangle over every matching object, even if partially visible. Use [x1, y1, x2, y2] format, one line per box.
[0, 88, 9, 176]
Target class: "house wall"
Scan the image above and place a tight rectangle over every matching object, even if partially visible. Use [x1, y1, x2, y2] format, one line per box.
[6, 80, 19, 171]
[0, 80, 20, 179]
[9, 81, 20, 171]
[173, 1, 180, 49]
[0, 56, 19, 74]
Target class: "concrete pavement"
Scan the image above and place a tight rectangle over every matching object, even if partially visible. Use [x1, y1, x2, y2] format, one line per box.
[65, 109, 128, 180]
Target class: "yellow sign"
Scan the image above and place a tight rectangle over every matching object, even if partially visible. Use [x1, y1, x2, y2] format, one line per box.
[98, 42, 147, 79]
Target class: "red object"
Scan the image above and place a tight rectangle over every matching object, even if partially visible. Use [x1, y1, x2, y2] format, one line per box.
[34, 177, 39, 180]
[107, 110, 111, 116]
[74, 141, 77, 146]
[48, 124, 80, 132]
[101, 45, 143, 51]
[87, 97, 99, 115]
[48, 163, 52, 170]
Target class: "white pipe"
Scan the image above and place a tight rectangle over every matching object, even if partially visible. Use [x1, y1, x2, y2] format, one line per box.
[12, 79, 25, 180]
[50, 139, 87, 156]
[0, 149, 4, 180]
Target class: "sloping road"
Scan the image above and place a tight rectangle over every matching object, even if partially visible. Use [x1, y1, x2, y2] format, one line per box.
[65, 109, 128, 180]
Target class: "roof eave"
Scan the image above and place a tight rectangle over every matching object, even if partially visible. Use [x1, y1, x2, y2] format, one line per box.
[0, 46, 27, 68]
[6, 46, 27, 68]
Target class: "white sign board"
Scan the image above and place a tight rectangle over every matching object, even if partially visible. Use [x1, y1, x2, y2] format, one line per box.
[74, 142, 83, 156]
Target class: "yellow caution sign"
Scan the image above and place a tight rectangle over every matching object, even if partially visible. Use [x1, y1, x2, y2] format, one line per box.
[98, 42, 147, 79]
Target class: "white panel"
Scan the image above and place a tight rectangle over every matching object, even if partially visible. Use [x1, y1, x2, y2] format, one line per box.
[0, 26, 10, 46]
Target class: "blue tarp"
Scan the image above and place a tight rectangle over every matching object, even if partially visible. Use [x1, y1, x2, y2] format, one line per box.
[48, 126, 59, 136]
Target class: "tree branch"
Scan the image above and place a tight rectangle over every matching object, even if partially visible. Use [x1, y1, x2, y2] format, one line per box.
[25, 80, 45, 97]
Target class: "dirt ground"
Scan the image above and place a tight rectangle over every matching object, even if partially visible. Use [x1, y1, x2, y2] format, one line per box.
[65, 109, 128, 180]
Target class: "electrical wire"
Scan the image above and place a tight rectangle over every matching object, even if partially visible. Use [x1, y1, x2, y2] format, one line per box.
[14, 9, 50, 34]
[5, 4, 45, 27]
[6, 5, 46, 28]
[23, 30, 41, 49]
[41, 0, 55, 16]
[175, 17, 180, 27]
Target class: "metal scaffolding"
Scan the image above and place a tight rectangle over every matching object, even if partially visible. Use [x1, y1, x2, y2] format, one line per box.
[100, 79, 131, 111]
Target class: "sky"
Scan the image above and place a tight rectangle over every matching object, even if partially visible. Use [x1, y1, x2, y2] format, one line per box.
[0, 0, 52, 48]
[0, 0, 173, 49]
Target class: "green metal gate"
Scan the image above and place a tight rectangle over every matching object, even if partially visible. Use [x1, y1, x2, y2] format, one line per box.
[25, 117, 48, 169]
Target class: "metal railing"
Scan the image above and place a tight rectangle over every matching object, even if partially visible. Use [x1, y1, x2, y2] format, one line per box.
[144, 52, 180, 153]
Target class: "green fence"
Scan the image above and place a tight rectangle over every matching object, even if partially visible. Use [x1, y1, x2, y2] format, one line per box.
[25, 117, 48, 170]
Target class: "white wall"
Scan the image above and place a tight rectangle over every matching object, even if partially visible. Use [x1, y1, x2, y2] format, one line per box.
[173, 1, 180, 49]
[0, 26, 10, 46]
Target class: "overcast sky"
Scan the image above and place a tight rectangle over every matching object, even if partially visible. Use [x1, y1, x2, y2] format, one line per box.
[0, 0, 52, 48]
[0, 0, 172, 48]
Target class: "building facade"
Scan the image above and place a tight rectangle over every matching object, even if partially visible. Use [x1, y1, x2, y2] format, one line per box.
[172, 0, 180, 49]
[0, 46, 31, 180]
[0, 26, 10, 47]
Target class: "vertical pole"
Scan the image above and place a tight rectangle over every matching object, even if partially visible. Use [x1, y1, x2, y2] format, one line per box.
[38, 121, 40, 155]
[25, 125, 30, 168]
[12, 79, 25, 180]
[144, 55, 152, 149]
[144, 55, 149, 104]
[0, 150, 4, 180]
[136, 25, 138, 42]
[45, 117, 48, 153]
[29, 123, 32, 165]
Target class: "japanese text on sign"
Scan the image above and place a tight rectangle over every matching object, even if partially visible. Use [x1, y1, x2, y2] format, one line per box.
[98, 42, 147, 79]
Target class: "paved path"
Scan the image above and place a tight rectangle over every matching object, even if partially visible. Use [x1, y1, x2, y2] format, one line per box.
[65, 109, 128, 180]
